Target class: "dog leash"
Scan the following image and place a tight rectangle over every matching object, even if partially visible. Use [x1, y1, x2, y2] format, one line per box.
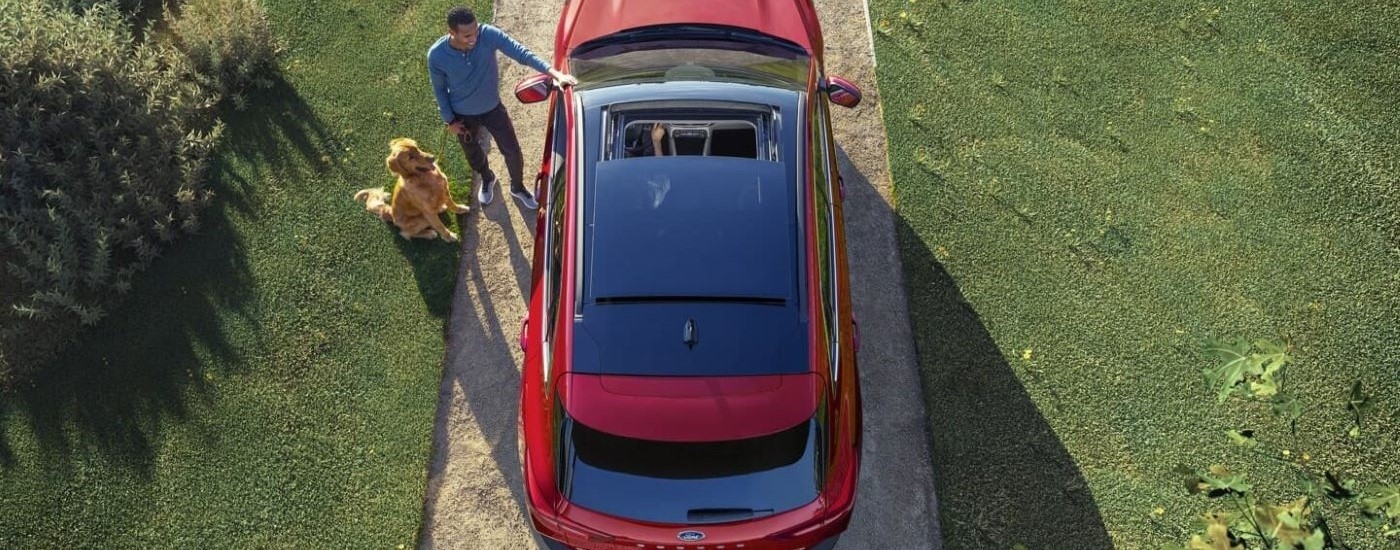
[437, 123, 454, 173]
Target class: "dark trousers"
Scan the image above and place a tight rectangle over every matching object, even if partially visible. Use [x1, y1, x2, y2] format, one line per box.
[453, 102, 525, 192]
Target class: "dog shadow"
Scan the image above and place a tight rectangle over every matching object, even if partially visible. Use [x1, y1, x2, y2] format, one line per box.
[389, 211, 469, 320]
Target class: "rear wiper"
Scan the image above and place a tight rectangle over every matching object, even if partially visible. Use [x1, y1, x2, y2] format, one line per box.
[687, 507, 774, 523]
[593, 295, 786, 306]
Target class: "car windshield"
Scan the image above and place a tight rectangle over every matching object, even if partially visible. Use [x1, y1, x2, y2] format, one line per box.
[570, 25, 811, 90]
[585, 156, 796, 304]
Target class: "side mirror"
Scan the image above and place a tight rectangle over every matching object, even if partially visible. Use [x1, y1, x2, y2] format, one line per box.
[514, 74, 553, 104]
[823, 75, 862, 108]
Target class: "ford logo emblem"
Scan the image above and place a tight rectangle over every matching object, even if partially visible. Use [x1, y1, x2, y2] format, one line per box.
[677, 530, 705, 542]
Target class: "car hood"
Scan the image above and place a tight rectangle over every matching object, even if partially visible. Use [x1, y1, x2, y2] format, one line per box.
[561, 372, 819, 442]
[558, 0, 822, 55]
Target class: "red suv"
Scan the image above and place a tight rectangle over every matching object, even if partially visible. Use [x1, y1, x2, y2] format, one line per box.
[514, 2, 863, 548]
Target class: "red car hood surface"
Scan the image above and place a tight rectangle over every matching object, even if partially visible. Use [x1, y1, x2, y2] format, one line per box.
[557, 0, 823, 55]
[562, 373, 819, 443]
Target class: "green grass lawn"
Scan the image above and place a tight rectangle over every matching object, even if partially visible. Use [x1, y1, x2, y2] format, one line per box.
[870, 0, 1399, 548]
[0, 1, 487, 546]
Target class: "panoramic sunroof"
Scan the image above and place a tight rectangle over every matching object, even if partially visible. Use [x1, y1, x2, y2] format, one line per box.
[603, 101, 778, 162]
[584, 156, 796, 304]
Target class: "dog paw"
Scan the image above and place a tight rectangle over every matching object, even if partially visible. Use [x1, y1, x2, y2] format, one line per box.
[444, 232, 459, 242]
[454, 204, 470, 214]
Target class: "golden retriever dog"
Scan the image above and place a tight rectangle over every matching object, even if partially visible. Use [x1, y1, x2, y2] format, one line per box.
[354, 138, 469, 242]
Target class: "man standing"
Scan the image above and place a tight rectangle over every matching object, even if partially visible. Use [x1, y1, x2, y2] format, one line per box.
[428, 6, 576, 210]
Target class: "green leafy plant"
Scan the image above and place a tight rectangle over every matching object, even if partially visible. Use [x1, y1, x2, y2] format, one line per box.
[1171, 459, 1332, 549]
[0, 0, 220, 386]
[1169, 337, 1400, 549]
[165, 0, 282, 108]
[1270, 394, 1306, 435]
[1361, 486, 1400, 536]
[1344, 381, 1371, 439]
[1202, 336, 1292, 403]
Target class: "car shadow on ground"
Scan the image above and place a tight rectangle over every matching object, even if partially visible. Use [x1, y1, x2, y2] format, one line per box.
[874, 164, 1115, 548]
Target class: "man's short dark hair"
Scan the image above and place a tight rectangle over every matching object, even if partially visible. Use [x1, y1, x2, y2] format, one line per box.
[447, 7, 476, 29]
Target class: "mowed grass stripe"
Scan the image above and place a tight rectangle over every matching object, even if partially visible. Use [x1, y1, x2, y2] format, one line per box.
[870, 1, 1398, 548]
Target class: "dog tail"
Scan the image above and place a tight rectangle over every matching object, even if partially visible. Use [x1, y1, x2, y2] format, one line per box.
[353, 188, 393, 222]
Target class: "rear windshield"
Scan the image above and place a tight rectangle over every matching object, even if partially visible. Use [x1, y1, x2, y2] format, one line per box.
[585, 156, 796, 303]
[561, 414, 821, 524]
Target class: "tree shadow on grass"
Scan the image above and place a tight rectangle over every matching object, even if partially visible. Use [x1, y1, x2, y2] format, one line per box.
[893, 205, 1113, 548]
[0, 164, 254, 478]
[220, 73, 352, 197]
[0, 70, 338, 477]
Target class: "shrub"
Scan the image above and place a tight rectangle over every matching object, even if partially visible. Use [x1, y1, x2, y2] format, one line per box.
[60, 0, 147, 15]
[165, 0, 282, 109]
[0, 0, 221, 387]
[1167, 338, 1400, 549]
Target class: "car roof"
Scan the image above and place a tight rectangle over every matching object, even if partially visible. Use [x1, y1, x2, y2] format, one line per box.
[566, 83, 811, 378]
[556, 0, 823, 56]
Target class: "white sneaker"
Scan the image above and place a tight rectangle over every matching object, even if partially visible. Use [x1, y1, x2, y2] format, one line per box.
[477, 175, 495, 206]
[510, 186, 539, 209]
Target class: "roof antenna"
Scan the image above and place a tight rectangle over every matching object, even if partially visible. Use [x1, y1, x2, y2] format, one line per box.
[683, 319, 699, 349]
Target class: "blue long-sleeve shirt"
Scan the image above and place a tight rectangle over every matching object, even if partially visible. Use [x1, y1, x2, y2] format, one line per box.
[427, 24, 551, 122]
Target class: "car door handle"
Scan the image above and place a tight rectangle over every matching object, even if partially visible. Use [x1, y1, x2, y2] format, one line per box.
[519, 318, 529, 353]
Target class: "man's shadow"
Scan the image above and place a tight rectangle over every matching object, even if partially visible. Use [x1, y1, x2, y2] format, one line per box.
[414, 128, 542, 546]
[415, 207, 534, 547]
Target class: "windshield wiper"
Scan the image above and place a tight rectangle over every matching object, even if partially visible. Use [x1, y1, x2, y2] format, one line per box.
[593, 295, 786, 306]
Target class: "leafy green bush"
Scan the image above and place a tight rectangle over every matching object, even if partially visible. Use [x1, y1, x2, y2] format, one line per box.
[166, 0, 282, 109]
[1167, 338, 1400, 549]
[0, 0, 221, 387]
[59, 0, 148, 14]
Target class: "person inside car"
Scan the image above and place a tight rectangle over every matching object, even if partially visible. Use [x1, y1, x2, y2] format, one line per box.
[626, 123, 669, 157]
